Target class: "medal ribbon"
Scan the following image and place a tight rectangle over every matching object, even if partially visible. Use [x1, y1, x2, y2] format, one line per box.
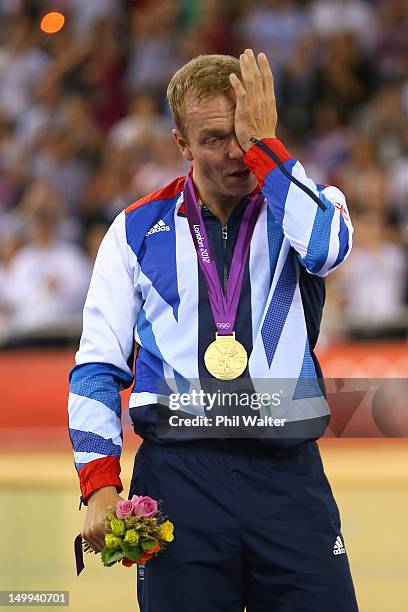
[184, 175, 264, 335]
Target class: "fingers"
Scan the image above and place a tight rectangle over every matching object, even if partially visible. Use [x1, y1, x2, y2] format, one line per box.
[82, 532, 105, 553]
[93, 533, 106, 552]
[240, 50, 259, 99]
[236, 49, 275, 103]
[258, 52, 275, 102]
[81, 514, 107, 553]
[81, 529, 103, 552]
[229, 48, 277, 147]
[229, 72, 246, 100]
[244, 49, 263, 86]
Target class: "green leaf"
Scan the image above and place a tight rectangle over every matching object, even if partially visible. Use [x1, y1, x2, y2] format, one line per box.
[139, 538, 158, 552]
[127, 547, 145, 562]
[118, 539, 131, 554]
[101, 547, 125, 567]
[119, 540, 145, 561]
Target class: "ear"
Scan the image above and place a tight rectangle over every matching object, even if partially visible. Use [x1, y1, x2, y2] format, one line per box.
[172, 128, 193, 162]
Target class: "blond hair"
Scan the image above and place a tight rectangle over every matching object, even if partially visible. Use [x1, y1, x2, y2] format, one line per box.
[167, 54, 241, 136]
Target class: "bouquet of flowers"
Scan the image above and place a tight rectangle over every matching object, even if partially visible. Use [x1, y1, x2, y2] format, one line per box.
[82, 494, 174, 568]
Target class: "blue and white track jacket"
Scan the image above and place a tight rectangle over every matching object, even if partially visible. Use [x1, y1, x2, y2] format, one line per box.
[67, 138, 353, 502]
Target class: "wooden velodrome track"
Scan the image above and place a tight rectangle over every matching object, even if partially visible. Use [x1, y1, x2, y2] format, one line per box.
[1, 439, 407, 612]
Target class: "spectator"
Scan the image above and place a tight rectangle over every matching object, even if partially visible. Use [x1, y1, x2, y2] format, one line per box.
[126, 1, 180, 93]
[59, 93, 103, 165]
[0, 14, 49, 120]
[336, 209, 407, 327]
[334, 134, 387, 214]
[233, 0, 310, 72]
[190, 0, 232, 55]
[14, 74, 63, 153]
[277, 33, 320, 137]
[0, 111, 27, 211]
[83, 214, 111, 262]
[309, 0, 378, 51]
[30, 127, 90, 218]
[315, 31, 375, 119]
[304, 102, 352, 183]
[355, 81, 408, 165]
[80, 145, 136, 221]
[387, 127, 408, 225]
[108, 89, 171, 150]
[375, 0, 408, 81]
[0, 232, 22, 334]
[1, 202, 91, 334]
[67, 0, 123, 37]
[131, 133, 189, 196]
[79, 18, 127, 132]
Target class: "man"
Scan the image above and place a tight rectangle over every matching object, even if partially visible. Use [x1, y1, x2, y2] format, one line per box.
[68, 50, 358, 611]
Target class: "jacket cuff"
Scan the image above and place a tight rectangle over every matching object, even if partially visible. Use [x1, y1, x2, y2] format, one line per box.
[243, 138, 292, 185]
[78, 456, 123, 504]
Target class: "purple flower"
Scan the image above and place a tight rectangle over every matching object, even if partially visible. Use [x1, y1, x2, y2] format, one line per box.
[131, 495, 158, 517]
[116, 500, 134, 519]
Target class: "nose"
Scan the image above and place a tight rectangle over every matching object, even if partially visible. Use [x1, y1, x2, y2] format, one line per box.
[227, 135, 244, 160]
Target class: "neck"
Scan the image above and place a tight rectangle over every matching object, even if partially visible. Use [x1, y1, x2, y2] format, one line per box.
[202, 199, 237, 226]
[192, 168, 239, 225]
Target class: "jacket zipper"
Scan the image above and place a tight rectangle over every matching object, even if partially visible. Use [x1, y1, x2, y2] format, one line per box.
[222, 224, 228, 293]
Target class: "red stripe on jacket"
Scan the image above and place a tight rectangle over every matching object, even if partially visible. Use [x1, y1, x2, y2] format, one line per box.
[126, 176, 186, 214]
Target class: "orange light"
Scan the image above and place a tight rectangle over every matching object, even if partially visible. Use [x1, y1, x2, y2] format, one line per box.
[40, 12, 65, 34]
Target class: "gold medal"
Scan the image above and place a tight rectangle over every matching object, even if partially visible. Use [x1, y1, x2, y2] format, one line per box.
[204, 332, 248, 380]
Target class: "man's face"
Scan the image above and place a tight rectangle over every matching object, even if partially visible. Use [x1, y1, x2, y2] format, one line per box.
[173, 93, 258, 201]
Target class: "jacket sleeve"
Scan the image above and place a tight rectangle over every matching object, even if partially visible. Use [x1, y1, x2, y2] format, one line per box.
[244, 138, 353, 277]
[68, 210, 142, 503]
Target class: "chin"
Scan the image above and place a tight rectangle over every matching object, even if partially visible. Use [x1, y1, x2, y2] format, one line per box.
[227, 177, 258, 198]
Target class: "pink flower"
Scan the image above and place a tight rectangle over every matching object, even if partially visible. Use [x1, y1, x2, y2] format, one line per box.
[131, 495, 142, 505]
[116, 500, 134, 519]
[131, 495, 158, 517]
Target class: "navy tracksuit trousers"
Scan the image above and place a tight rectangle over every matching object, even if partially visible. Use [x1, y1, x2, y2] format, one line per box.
[128, 439, 359, 611]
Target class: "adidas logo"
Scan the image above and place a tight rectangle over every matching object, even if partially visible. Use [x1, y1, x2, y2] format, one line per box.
[146, 219, 171, 236]
[333, 536, 346, 555]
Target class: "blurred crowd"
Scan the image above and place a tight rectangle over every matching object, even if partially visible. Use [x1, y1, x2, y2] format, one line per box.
[0, 0, 407, 344]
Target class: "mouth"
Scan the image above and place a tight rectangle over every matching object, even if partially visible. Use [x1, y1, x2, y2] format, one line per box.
[227, 168, 251, 179]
